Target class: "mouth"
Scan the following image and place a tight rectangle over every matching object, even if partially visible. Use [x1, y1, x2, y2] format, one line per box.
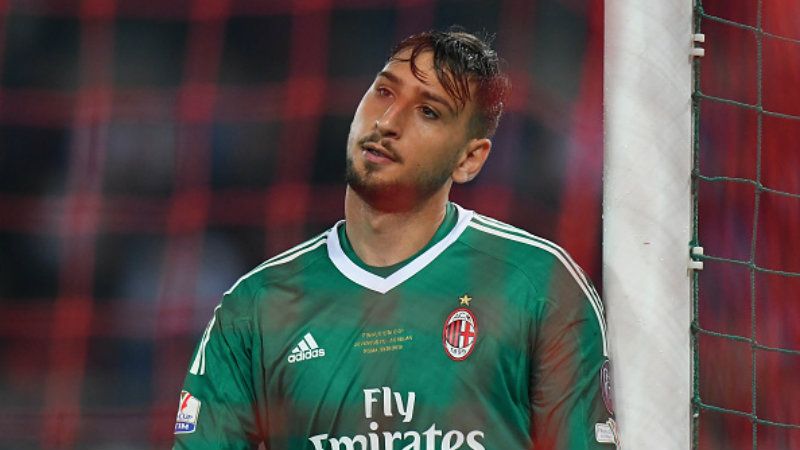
[361, 142, 396, 163]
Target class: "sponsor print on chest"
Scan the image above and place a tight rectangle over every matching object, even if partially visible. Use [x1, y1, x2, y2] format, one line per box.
[308, 386, 486, 450]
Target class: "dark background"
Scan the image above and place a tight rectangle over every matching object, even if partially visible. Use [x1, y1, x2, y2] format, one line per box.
[0, 0, 797, 448]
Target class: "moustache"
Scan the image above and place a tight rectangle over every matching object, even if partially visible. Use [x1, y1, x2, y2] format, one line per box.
[357, 132, 401, 162]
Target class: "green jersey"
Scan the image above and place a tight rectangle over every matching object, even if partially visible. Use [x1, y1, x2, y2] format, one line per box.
[174, 203, 617, 449]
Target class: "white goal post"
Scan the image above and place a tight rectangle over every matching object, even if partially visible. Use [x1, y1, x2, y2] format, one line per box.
[603, 0, 695, 448]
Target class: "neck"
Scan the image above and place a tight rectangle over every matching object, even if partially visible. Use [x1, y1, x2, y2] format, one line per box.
[344, 186, 450, 267]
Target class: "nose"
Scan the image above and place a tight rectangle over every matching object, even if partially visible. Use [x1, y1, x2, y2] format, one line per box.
[375, 103, 404, 139]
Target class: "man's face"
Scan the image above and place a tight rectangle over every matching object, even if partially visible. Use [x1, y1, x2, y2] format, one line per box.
[345, 50, 477, 212]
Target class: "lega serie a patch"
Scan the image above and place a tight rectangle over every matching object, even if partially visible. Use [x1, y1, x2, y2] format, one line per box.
[175, 390, 201, 434]
[443, 295, 478, 361]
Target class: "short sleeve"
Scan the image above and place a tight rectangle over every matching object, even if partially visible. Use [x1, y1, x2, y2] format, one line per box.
[173, 291, 262, 449]
[529, 261, 616, 449]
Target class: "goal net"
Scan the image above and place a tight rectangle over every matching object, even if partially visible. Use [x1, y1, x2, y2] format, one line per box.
[691, 0, 800, 449]
[605, 0, 799, 449]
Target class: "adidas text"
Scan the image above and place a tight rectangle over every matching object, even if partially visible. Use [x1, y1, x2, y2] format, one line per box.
[288, 348, 326, 363]
[288, 333, 326, 364]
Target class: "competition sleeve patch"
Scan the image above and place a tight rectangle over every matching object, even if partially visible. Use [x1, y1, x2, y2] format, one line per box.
[174, 390, 201, 434]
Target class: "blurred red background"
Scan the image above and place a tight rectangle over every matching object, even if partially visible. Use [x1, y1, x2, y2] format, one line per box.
[0, 1, 605, 447]
[0, 0, 796, 448]
[695, 0, 800, 448]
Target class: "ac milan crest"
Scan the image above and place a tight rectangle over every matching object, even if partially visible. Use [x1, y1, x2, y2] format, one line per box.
[443, 306, 478, 361]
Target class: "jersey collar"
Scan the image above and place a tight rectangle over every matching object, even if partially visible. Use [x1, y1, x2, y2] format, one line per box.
[326, 203, 474, 294]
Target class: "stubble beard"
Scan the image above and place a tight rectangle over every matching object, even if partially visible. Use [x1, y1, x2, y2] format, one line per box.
[345, 139, 458, 213]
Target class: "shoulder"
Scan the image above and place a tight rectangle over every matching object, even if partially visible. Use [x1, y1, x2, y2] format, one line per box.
[462, 210, 607, 354]
[463, 210, 607, 350]
[222, 228, 331, 304]
[460, 211, 582, 282]
[460, 210, 601, 303]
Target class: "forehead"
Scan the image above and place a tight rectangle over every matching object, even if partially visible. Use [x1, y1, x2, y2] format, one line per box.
[380, 49, 474, 114]
[382, 49, 437, 86]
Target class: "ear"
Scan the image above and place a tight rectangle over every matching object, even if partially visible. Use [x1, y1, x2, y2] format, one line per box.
[452, 138, 492, 184]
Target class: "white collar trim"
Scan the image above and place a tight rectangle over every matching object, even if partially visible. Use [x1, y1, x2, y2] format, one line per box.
[326, 203, 474, 294]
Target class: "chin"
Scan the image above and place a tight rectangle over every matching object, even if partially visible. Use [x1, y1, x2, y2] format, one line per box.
[355, 186, 420, 213]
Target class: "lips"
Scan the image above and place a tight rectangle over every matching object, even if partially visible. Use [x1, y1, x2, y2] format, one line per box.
[362, 142, 396, 163]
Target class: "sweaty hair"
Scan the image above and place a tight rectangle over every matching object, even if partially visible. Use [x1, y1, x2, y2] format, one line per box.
[388, 29, 510, 138]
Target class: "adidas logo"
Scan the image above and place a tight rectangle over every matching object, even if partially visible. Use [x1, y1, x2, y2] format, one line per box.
[287, 332, 326, 364]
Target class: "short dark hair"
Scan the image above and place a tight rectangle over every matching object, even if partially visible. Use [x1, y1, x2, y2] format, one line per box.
[388, 29, 510, 138]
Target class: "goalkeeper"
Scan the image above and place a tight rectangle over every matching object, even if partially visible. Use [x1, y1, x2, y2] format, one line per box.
[174, 28, 617, 450]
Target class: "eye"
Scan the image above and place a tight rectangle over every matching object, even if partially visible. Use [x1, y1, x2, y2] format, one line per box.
[420, 105, 440, 120]
[375, 86, 392, 97]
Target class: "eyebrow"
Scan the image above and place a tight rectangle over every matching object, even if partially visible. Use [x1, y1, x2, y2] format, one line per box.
[376, 70, 456, 116]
